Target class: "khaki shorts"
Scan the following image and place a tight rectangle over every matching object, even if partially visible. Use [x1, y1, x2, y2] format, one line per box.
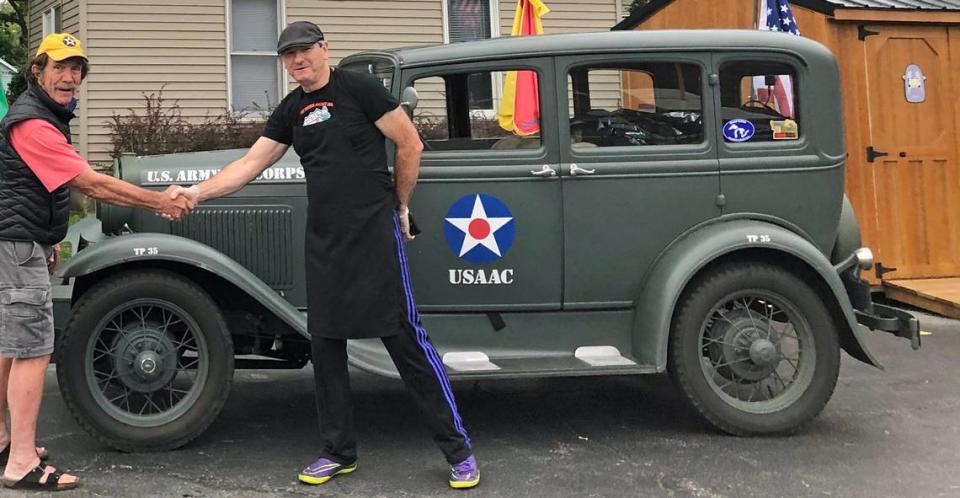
[0, 240, 54, 359]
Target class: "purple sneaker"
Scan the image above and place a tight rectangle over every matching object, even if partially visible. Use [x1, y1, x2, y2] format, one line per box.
[298, 457, 357, 485]
[449, 455, 480, 489]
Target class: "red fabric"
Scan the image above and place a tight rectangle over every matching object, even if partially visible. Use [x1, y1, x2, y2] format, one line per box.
[9, 119, 88, 192]
[513, 0, 541, 134]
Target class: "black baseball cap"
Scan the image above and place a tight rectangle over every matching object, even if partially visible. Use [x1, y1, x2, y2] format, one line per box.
[277, 21, 325, 54]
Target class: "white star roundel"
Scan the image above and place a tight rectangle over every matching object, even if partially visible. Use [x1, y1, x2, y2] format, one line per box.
[443, 194, 516, 264]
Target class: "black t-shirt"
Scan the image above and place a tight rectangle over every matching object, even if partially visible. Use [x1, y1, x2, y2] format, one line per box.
[262, 69, 406, 339]
[262, 68, 400, 174]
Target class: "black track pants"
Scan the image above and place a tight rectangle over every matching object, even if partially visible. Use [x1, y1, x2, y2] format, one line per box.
[310, 323, 473, 465]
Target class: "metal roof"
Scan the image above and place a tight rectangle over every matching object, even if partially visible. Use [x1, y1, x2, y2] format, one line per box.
[823, 0, 960, 8]
[613, 0, 960, 32]
[348, 30, 835, 68]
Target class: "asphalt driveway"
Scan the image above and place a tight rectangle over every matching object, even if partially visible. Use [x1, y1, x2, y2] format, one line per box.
[23, 308, 960, 497]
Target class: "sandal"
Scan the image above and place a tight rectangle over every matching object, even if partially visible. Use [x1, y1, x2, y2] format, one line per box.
[2, 463, 79, 491]
[0, 443, 49, 465]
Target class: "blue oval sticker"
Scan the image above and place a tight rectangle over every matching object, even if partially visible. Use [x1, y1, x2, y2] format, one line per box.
[723, 119, 755, 143]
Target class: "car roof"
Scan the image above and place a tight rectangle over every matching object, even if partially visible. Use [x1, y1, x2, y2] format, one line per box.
[345, 30, 834, 68]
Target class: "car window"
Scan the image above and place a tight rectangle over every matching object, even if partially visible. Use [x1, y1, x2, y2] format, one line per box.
[719, 61, 799, 142]
[411, 69, 542, 152]
[566, 62, 703, 148]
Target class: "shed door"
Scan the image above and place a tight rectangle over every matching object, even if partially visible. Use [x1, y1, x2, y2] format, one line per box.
[865, 25, 960, 279]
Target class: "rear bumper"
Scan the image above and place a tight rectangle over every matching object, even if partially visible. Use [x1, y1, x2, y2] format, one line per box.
[854, 303, 921, 350]
[837, 248, 921, 350]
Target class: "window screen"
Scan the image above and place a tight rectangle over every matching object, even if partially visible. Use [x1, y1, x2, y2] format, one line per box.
[42, 7, 61, 37]
[446, 0, 494, 109]
[230, 0, 279, 112]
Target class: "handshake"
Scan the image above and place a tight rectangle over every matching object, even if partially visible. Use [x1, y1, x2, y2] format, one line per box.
[156, 185, 201, 221]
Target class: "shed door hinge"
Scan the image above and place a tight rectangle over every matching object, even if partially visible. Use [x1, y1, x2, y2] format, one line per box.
[875, 262, 898, 280]
[866, 146, 889, 163]
[859, 25, 880, 41]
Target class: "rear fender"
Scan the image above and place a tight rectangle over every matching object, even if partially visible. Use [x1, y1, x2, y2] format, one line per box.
[632, 219, 881, 372]
[57, 233, 307, 337]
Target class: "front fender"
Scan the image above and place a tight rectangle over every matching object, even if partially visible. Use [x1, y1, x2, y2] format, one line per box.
[632, 219, 880, 372]
[57, 233, 307, 337]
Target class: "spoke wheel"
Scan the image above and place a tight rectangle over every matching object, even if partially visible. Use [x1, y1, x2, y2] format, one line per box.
[86, 299, 209, 427]
[669, 262, 840, 435]
[699, 292, 814, 414]
[57, 270, 233, 451]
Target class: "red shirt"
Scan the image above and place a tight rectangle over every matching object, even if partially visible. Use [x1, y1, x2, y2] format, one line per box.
[9, 118, 88, 192]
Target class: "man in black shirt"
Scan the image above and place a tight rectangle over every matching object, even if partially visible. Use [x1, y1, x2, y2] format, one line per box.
[172, 21, 480, 489]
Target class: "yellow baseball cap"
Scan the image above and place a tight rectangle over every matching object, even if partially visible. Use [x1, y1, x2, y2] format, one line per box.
[36, 33, 87, 61]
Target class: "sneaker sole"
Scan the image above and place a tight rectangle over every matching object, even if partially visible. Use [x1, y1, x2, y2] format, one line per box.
[298, 463, 357, 485]
[449, 472, 480, 489]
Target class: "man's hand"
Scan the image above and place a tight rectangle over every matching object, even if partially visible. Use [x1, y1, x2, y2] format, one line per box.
[169, 184, 200, 203]
[398, 205, 415, 241]
[157, 186, 196, 221]
[47, 244, 60, 275]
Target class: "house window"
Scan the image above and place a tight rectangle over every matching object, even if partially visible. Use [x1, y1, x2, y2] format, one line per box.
[446, 0, 493, 43]
[444, 0, 498, 109]
[42, 6, 61, 36]
[230, 0, 281, 113]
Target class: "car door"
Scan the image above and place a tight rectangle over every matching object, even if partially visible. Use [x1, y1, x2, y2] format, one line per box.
[399, 57, 562, 311]
[555, 53, 721, 308]
[714, 53, 841, 254]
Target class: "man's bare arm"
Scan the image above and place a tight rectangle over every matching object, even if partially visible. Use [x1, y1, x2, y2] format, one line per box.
[68, 168, 188, 217]
[190, 137, 290, 202]
[375, 107, 424, 210]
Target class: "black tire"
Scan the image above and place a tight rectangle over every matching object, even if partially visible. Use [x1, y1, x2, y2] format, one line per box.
[668, 262, 840, 435]
[56, 270, 234, 451]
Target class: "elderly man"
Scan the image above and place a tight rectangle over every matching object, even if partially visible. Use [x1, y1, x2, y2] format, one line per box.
[0, 33, 193, 491]
[171, 21, 480, 489]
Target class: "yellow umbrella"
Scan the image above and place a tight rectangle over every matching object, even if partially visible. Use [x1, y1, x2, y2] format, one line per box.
[497, 0, 549, 135]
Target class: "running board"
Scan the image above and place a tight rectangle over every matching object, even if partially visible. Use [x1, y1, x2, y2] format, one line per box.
[442, 352, 500, 372]
[345, 340, 654, 379]
[574, 346, 638, 367]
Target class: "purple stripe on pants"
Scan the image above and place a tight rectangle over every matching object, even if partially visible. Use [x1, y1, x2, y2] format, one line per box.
[392, 215, 471, 446]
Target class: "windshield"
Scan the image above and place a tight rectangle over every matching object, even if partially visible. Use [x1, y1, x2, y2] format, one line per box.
[339, 58, 396, 92]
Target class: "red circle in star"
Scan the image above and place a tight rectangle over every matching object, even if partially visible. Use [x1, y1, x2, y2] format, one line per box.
[468, 219, 491, 239]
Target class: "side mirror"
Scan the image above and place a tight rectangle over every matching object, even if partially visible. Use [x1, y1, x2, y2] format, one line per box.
[401, 86, 419, 112]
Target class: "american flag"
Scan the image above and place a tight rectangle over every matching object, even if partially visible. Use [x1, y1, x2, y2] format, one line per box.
[760, 0, 800, 36]
[756, 0, 798, 117]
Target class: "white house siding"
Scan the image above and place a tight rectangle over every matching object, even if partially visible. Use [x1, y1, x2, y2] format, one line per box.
[286, 1, 445, 68]
[78, 0, 227, 164]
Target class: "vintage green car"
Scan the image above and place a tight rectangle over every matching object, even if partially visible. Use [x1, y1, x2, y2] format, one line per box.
[53, 30, 919, 452]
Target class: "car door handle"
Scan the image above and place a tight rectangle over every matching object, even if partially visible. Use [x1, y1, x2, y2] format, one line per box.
[530, 165, 557, 177]
[569, 164, 596, 176]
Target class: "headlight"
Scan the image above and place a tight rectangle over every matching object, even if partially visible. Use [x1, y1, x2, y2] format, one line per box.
[854, 247, 874, 271]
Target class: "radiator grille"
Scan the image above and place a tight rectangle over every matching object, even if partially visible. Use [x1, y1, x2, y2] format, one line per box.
[172, 206, 295, 289]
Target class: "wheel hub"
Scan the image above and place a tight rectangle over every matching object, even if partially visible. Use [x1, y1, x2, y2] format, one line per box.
[749, 339, 778, 367]
[112, 325, 178, 393]
[708, 309, 781, 382]
[136, 351, 161, 377]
